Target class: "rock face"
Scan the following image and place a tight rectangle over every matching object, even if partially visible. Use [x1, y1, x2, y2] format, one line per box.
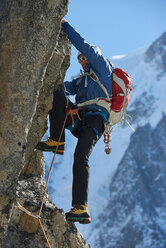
[0, 1, 90, 247]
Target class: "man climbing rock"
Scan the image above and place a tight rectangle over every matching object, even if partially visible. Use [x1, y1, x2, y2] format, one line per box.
[36, 19, 115, 224]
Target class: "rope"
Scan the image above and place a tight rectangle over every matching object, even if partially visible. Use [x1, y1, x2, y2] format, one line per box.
[17, 202, 40, 220]
[38, 111, 68, 217]
[39, 219, 52, 248]
[17, 106, 82, 248]
[66, 106, 83, 127]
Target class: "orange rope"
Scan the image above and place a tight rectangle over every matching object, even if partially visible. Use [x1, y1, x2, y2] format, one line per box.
[18, 106, 83, 248]
[39, 219, 52, 248]
[38, 111, 68, 218]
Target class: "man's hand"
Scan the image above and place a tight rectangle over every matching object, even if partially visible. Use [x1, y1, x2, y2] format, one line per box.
[64, 0, 70, 5]
[62, 18, 67, 24]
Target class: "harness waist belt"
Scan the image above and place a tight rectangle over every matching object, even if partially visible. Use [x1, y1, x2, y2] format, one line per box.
[84, 108, 101, 113]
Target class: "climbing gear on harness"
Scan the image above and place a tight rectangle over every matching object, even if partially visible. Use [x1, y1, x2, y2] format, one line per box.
[66, 106, 83, 127]
[104, 123, 113, 154]
[65, 205, 91, 224]
[36, 139, 65, 154]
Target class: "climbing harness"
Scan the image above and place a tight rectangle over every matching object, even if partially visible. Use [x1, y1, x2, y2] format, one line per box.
[66, 106, 83, 127]
[17, 106, 83, 248]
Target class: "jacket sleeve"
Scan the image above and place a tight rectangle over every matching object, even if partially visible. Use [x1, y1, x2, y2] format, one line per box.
[63, 22, 111, 75]
[62, 78, 78, 96]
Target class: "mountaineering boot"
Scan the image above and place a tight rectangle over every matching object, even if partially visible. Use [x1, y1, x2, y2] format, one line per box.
[36, 139, 65, 154]
[65, 205, 91, 224]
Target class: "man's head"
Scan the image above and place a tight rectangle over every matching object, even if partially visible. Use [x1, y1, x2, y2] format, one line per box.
[77, 52, 89, 71]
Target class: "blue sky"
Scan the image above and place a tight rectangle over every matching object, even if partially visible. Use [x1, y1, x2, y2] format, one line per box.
[65, 0, 166, 80]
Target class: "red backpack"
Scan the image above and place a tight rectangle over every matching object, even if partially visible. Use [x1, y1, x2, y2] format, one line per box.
[77, 67, 132, 125]
[111, 68, 132, 114]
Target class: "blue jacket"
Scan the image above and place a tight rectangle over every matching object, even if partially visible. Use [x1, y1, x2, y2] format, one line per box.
[63, 22, 114, 120]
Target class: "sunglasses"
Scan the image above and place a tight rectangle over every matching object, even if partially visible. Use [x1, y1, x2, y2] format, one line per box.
[78, 56, 87, 63]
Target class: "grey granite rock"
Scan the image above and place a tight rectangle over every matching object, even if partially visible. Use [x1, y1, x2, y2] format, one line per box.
[0, 0, 90, 247]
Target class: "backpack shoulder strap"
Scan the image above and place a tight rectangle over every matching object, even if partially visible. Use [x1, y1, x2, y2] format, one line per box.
[88, 68, 110, 99]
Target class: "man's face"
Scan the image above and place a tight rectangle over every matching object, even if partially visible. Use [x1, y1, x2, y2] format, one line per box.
[78, 54, 89, 71]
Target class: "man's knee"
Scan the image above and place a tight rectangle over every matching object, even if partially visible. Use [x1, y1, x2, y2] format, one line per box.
[53, 89, 65, 101]
[52, 90, 66, 108]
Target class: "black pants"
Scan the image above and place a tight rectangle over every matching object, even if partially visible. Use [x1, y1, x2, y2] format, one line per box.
[49, 90, 105, 206]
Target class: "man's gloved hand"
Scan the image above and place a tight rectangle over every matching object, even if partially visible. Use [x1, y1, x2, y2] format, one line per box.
[61, 18, 67, 24]
[64, 0, 70, 5]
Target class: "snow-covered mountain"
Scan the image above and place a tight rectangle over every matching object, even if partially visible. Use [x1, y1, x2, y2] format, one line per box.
[44, 31, 166, 247]
[90, 115, 166, 248]
[86, 32, 166, 247]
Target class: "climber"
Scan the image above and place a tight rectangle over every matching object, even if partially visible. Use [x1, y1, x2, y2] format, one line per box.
[36, 19, 115, 224]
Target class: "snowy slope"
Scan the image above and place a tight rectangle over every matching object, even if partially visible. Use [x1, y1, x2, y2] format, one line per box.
[44, 32, 166, 246]
[90, 115, 166, 248]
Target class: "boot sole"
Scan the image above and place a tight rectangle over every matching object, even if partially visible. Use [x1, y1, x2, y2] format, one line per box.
[36, 147, 64, 154]
[52, 150, 64, 155]
[66, 217, 91, 224]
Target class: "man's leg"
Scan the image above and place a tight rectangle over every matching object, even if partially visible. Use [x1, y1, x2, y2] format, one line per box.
[49, 90, 76, 142]
[72, 115, 105, 206]
[65, 127, 97, 223]
[65, 115, 105, 223]
[36, 90, 76, 153]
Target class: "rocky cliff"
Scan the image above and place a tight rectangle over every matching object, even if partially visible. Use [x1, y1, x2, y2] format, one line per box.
[0, 1, 90, 247]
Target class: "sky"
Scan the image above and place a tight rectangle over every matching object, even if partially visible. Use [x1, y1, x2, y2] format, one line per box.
[64, 0, 166, 81]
